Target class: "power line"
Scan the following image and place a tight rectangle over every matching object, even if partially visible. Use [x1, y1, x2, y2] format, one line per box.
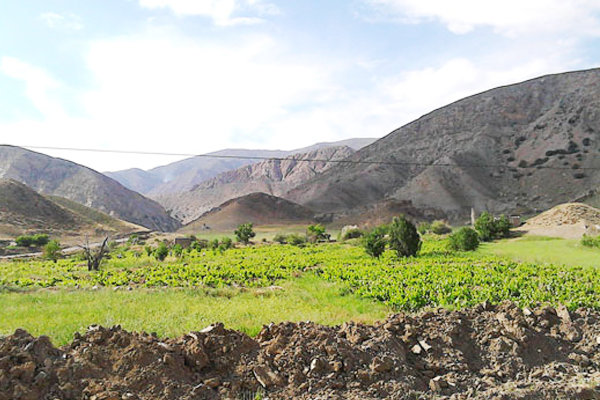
[10, 144, 600, 171]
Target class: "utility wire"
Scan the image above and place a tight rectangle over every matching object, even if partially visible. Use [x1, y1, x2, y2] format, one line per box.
[10, 144, 600, 171]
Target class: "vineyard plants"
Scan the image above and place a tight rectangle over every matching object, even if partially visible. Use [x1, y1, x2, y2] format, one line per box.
[1, 237, 599, 311]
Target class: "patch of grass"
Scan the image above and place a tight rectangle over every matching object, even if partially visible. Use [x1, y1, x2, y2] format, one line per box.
[477, 236, 600, 268]
[0, 274, 389, 346]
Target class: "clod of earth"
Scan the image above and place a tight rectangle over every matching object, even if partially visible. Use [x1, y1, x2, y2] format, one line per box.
[2, 302, 600, 399]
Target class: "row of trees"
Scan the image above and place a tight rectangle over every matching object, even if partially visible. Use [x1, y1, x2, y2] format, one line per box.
[362, 212, 512, 258]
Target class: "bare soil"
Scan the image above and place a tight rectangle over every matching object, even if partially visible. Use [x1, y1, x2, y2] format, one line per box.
[520, 203, 600, 238]
[2, 302, 600, 399]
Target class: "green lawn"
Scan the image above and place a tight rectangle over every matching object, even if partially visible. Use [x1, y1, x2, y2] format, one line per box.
[0, 275, 389, 346]
[478, 235, 600, 268]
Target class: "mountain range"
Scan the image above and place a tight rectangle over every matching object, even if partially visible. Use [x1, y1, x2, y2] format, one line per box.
[0, 179, 144, 243]
[0, 146, 180, 231]
[286, 68, 600, 222]
[105, 138, 376, 196]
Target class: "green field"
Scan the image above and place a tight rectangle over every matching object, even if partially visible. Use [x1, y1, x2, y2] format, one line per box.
[479, 235, 600, 268]
[2, 236, 600, 345]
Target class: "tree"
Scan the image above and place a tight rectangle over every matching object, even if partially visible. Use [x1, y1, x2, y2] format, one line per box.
[475, 212, 511, 241]
[474, 212, 495, 241]
[235, 223, 255, 244]
[495, 215, 511, 238]
[43, 240, 61, 263]
[430, 220, 452, 235]
[81, 236, 109, 271]
[363, 227, 387, 258]
[154, 242, 169, 261]
[448, 227, 479, 251]
[172, 244, 183, 258]
[306, 224, 327, 243]
[388, 215, 421, 257]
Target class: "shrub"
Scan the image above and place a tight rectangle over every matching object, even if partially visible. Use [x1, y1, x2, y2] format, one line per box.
[154, 242, 169, 261]
[448, 227, 480, 251]
[235, 223, 256, 244]
[388, 215, 421, 258]
[474, 212, 511, 241]
[307, 224, 327, 243]
[474, 212, 495, 241]
[43, 240, 61, 263]
[581, 235, 600, 248]
[341, 228, 364, 241]
[286, 234, 306, 246]
[144, 245, 152, 256]
[417, 222, 431, 235]
[172, 244, 183, 258]
[495, 215, 511, 238]
[430, 220, 452, 235]
[220, 237, 233, 250]
[362, 227, 387, 258]
[15, 234, 49, 247]
[273, 233, 287, 244]
[209, 238, 220, 250]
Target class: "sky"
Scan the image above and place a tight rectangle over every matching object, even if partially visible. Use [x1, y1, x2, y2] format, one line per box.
[1, 0, 600, 172]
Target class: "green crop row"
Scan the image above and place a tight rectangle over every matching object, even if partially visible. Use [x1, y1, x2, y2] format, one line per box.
[1, 240, 599, 310]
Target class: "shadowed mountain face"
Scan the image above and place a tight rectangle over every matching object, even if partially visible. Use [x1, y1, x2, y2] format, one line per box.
[105, 138, 376, 196]
[179, 192, 315, 232]
[157, 146, 355, 224]
[286, 68, 600, 221]
[0, 146, 180, 231]
[0, 179, 144, 240]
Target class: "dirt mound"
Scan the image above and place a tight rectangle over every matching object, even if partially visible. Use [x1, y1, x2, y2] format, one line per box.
[180, 192, 315, 232]
[2, 303, 600, 399]
[521, 202, 600, 238]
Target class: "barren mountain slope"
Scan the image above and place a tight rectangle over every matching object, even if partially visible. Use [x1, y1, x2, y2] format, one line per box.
[0, 146, 180, 231]
[179, 192, 315, 232]
[160, 146, 354, 224]
[0, 179, 144, 240]
[106, 138, 376, 196]
[286, 68, 600, 221]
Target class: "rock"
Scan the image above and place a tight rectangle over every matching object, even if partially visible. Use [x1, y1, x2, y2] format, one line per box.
[371, 356, 394, 373]
[429, 376, 447, 392]
[411, 344, 422, 354]
[204, 377, 221, 388]
[253, 365, 283, 388]
[310, 357, 329, 374]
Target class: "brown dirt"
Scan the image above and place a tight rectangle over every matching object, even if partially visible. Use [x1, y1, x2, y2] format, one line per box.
[2, 302, 600, 399]
[520, 203, 600, 238]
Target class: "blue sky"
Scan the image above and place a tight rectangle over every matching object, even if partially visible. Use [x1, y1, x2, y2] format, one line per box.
[1, 0, 599, 171]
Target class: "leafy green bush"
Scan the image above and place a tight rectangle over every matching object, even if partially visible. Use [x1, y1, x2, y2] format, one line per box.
[474, 212, 511, 241]
[209, 238, 220, 250]
[388, 215, 421, 257]
[362, 227, 387, 258]
[417, 222, 431, 235]
[15, 234, 49, 247]
[307, 224, 327, 243]
[154, 242, 169, 261]
[235, 223, 256, 244]
[286, 234, 306, 246]
[43, 240, 61, 263]
[581, 234, 600, 248]
[273, 233, 287, 244]
[172, 244, 183, 258]
[448, 227, 479, 251]
[430, 220, 452, 235]
[220, 237, 233, 250]
[341, 228, 364, 241]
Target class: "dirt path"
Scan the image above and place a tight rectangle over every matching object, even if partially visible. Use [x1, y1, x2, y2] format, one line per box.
[2, 302, 600, 399]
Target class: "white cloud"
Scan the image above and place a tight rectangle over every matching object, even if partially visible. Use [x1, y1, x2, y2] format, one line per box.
[39, 12, 83, 31]
[363, 0, 600, 36]
[0, 57, 65, 119]
[138, 0, 279, 26]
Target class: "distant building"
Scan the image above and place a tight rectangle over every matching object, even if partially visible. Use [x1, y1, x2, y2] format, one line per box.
[174, 237, 193, 248]
[509, 215, 521, 227]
